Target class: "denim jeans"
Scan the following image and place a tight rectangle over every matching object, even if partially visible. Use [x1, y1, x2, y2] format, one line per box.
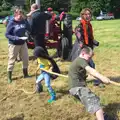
[89, 59, 101, 85]
[89, 59, 95, 68]
[36, 71, 53, 93]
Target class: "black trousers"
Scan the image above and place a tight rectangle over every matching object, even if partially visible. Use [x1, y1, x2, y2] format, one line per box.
[34, 34, 48, 54]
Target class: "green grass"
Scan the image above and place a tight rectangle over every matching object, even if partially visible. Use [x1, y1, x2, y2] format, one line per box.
[0, 20, 120, 120]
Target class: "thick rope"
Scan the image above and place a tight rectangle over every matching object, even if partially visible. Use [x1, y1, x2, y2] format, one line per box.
[40, 68, 68, 78]
[109, 80, 120, 86]
[40, 68, 120, 86]
[1, 69, 120, 103]
[0, 89, 36, 103]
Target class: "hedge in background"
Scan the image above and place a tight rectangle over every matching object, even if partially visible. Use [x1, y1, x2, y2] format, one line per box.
[0, 11, 12, 18]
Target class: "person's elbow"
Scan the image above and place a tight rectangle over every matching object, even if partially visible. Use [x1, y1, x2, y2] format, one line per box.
[85, 66, 96, 76]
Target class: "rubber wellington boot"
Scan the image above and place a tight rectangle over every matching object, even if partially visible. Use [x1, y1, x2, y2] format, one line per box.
[8, 71, 12, 83]
[23, 68, 30, 78]
[48, 91, 56, 103]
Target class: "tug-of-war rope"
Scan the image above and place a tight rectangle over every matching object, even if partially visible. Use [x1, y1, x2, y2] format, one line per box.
[0, 68, 68, 103]
[0, 68, 120, 103]
[40, 68, 120, 86]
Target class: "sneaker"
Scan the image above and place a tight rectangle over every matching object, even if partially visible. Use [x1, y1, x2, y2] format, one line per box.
[48, 95, 56, 103]
[48, 91, 56, 103]
[94, 79, 101, 86]
[104, 113, 116, 120]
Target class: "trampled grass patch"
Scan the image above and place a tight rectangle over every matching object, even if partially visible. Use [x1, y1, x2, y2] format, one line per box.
[0, 20, 120, 120]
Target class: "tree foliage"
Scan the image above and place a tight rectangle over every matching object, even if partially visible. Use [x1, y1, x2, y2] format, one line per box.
[0, 0, 120, 18]
[71, 0, 112, 16]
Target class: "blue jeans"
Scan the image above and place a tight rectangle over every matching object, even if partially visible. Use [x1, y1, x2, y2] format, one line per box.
[36, 71, 53, 93]
[89, 59, 95, 68]
[89, 59, 101, 85]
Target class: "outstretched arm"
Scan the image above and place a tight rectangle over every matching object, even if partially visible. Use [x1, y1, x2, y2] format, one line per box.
[85, 65, 110, 84]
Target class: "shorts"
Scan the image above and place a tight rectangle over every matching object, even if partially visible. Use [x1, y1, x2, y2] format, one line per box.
[69, 87, 101, 114]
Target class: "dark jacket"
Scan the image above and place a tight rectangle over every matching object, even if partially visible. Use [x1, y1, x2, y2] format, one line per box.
[75, 23, 94, 49]
[5, 19, 31, 45]
[29, 9, 52, 35]
[69, 23, 94, 61]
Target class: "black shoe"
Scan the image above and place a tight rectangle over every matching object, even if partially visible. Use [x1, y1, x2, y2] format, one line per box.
[24, 75, 31, 78]
[94, 80, 105, 88]
[104, 113, 116, 120]
[93, 79, 101, 86]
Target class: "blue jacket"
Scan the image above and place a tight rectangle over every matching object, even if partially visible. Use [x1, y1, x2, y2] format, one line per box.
[5, 15, 14, 25]
[5, 19, 31, 45]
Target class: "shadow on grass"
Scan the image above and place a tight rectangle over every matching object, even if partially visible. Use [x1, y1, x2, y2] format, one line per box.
[12, 74, 35, 81]
[7, 113, 24, 120]
[61, 71, 68, 75]
[86, 76, 120, 84]
[109, 76, 120, 83]
[29, 55, 36, 61]
[104, 103, 120, 120]
[56, 89, 69, 100]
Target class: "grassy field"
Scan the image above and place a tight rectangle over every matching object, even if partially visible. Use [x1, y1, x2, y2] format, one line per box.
[0, 19, 120, 120]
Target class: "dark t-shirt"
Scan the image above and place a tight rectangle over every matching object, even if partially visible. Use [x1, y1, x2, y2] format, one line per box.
[68, 57, 88, 89]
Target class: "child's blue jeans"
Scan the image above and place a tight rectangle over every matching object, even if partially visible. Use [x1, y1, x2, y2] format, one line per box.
[36, 71, 53, 93]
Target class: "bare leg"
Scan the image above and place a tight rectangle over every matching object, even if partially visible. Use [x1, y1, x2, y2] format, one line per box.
[96, 109, 104, 120]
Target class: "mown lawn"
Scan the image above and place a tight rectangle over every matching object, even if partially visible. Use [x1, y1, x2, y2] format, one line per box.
[0, 19, 120, 120]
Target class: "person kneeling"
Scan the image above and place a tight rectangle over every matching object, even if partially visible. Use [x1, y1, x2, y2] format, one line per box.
[68, 46, 110, 120]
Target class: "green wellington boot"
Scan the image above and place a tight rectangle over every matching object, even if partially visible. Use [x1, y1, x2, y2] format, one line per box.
[8, 71, 12, 83]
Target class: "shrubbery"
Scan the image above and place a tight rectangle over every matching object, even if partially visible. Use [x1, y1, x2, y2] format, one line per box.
[0, 11, 12, 18]
[0, 10, 80, 20]
[0, 1, 12, 18]
[68, 12, 79, 20]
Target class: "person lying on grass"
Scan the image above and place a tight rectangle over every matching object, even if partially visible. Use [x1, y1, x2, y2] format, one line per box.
[68, 46, 111, 120]
[33, 46, 60, 103]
